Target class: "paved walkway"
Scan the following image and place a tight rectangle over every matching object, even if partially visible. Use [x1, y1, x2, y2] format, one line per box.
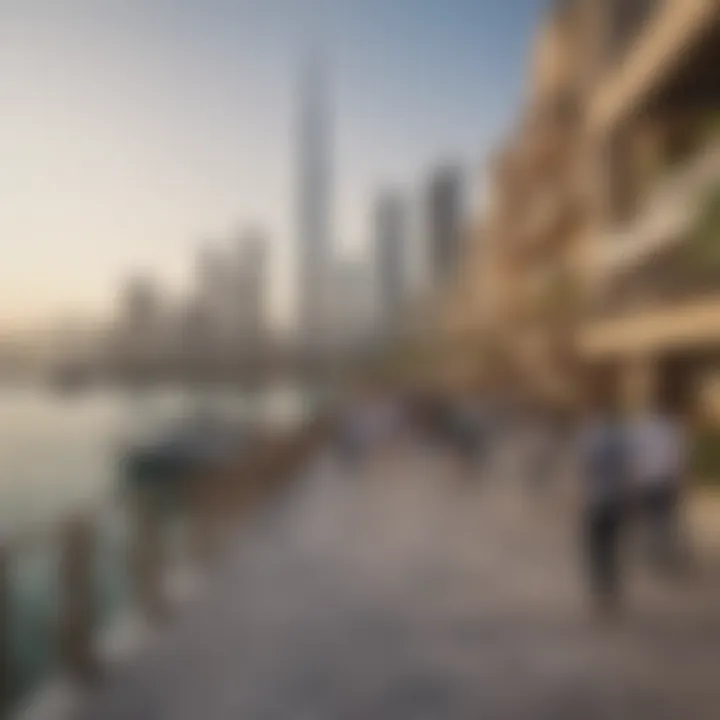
[81, 444, 720, 720]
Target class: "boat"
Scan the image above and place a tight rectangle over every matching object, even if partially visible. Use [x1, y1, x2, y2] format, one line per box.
[121, 413, 250, 484]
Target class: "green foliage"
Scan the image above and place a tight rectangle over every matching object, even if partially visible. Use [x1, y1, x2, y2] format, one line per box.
[689, 184, 720, 269]
[692, 427, 720, 487]
[701, 112, 720, 143]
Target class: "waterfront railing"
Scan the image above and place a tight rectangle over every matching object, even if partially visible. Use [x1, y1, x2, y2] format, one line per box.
[0, 415, 330, 718]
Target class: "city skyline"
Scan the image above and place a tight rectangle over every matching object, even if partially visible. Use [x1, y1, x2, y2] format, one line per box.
[0, 0, 544, 332]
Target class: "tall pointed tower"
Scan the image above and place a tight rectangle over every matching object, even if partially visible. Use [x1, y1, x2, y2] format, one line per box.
[297, 54, 331, 354]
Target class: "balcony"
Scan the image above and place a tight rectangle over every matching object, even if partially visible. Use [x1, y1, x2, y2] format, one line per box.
[589, 0, 718, 135]
[598, 140, 720, 277]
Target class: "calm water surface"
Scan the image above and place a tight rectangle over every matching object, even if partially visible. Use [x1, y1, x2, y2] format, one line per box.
[1, 382, 308, 708]
[0, 382, 306, 534]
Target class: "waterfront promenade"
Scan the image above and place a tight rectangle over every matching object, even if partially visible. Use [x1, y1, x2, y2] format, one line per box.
[80, 442, 720, 720]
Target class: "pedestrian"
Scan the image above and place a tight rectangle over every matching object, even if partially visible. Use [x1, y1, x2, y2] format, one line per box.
[532, 422, 556, 494]
[533, 405, 568, 495]
[451, 393, 486, 479]
[334, 390, 368, 470]
[630, 398, 687, 573]
[578, 391, 629, 615]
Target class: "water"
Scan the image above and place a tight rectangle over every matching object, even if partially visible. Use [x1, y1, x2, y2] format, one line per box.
[0, 383, 307, 534]
[0, 381, 309, 710]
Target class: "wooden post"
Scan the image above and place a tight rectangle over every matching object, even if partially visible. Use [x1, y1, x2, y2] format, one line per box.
[211, 470, 232, 550]
[58, 516, 99, 685]
[190, 477, 218, 567]
[0, 545, 10, 716]
[229, 459, 249, 520]
[129, 492, 168, 623]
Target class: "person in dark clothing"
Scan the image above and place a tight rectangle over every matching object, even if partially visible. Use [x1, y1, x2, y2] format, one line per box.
[579, 397, 629, 614]
[455, 395, 489, 477]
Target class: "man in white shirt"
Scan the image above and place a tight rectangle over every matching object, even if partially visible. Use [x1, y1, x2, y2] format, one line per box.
[631, 404, 687, 570]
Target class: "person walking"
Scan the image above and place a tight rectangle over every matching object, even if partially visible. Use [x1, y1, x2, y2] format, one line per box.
[334, 391, 369, 471]
[630, 400, 687, 573]
[579, 394, 630, 615]
[453, 393, 488, 479]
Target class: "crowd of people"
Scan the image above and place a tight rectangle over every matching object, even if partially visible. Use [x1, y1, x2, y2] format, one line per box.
[333, 383, 690, 617]
[334, 388, 500, 475]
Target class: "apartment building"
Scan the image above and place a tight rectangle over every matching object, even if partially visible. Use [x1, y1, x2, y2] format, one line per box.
[434, 217, 487, 389]
[579, 0, 720, 418]
[477, 0, 592, 403]
[441, 0, 720, 417]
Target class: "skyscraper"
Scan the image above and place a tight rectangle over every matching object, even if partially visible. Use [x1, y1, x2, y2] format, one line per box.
[234, 231, 268, 351]
[426, 165, 463, 289]
[113, 273, 165, 376]
[297, 56, 332, 352]
[328, 253, 375, 357]
[195, 244, 232, 351]
[375, 191, 406, 335]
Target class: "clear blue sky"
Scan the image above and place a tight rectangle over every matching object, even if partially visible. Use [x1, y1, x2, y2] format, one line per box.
[0, 0, 544, 329]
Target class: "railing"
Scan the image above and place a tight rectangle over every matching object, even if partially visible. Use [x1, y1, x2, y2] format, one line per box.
[0, 416, 330, 718]
[598, 142, 720, 277]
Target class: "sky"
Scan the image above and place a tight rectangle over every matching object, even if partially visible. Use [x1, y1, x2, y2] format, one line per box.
[0, 0, 544, 332]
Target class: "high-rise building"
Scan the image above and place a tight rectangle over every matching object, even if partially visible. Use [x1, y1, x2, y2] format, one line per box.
[121, 275, 161, 331]
[296, 56, 332, 352]
[426, 165, 463, 289]
[195, 244, 233, 351]
[112, 273, 165, 375]
[234, 232, 268, 353]
[328, 254, 375, 356]
[375, 191, 406, 336]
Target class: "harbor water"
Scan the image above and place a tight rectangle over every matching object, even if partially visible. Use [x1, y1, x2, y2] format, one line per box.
[0, 382, 308, 710]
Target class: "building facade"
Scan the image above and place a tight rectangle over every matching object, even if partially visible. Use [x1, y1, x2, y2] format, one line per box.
[297, 57, 332, 354]
[471, 0, 720, 420]
[233, 232, 268, 362]
[375, 191, 407, 337]
[327, 254, 377, 359]
[111, 273, 168, 378]
[578, 0, 720, 419]
[471, 0, 592, 402]
[426, 165, 463, 291]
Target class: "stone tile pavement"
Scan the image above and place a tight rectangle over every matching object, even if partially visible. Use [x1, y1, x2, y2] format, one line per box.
[79, 444, 720, 720]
